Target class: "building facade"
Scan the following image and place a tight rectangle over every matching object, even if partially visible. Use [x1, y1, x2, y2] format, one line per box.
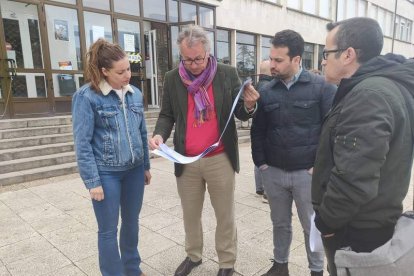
[0, 0, 413, 118]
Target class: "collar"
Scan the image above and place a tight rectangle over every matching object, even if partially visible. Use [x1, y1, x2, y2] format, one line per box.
[99, 80, 134, 96]
[283, 66, 303, 88]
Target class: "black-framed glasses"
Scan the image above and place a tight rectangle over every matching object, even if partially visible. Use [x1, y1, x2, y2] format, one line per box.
[180, 52, 208, 65]
[322, 49, 346, 60]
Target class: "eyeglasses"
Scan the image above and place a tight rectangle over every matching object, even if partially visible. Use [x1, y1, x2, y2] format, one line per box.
[180, 52, 207, 65]
[322, 49, 346, 60]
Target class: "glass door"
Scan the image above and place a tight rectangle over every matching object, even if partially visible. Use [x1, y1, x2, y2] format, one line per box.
[0, 0, 49, 117]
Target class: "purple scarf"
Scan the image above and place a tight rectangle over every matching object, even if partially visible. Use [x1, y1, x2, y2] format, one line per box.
[179, 55, 217, 126]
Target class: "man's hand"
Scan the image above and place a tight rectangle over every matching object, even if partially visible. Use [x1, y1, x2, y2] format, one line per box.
[144, 170, 152, 185]
[148, 135, 164, 150]
[90, 186, 104, 201]
[243, 83, 260, 110]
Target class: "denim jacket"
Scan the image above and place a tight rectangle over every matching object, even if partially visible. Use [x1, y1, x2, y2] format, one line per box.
[72, 82, 150, 189]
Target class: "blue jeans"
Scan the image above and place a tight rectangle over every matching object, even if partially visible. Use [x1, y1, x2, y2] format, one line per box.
[261, 166, 324, 272]
[92, 165, 145, 276]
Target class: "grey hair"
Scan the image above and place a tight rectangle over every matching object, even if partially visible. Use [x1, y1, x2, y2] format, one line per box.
[177, 25, 211, 52]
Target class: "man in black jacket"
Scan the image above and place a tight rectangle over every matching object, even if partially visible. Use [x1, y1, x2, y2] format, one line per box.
[251, 30, 336, 276]
[312, 17, 414, 276]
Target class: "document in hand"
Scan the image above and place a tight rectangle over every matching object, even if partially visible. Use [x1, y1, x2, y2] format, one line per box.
[152, 78, 252, 164]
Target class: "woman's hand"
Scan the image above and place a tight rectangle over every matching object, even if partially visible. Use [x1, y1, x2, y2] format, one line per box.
[144, 170, 152, 185]
[89, 186, 104, 201]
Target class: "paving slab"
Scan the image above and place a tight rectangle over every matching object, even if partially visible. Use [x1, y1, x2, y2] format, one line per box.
[0, 143, 412, 276]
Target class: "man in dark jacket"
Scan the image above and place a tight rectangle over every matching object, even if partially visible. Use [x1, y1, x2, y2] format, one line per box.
[251, 30, 336, 276]
[312, 17, 414, 276]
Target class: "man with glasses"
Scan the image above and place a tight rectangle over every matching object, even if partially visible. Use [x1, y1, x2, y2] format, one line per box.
[149, 25, 259, 276]
[312, 17, 414, 276]
[251, 29, 336, 276]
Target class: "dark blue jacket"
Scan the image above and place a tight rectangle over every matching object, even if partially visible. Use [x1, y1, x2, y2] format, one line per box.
[251, 70, 336, 170]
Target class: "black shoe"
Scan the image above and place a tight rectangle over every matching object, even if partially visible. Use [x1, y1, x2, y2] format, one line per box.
[217, 268, 234, 276]
[256, 190, 264, 196]
[310, 271, 323, 276]
[261, 260, 289, 276]
[174, 257, 202, 276]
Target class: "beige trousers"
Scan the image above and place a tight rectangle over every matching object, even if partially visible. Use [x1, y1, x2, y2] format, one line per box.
[176, 152, 237, 268]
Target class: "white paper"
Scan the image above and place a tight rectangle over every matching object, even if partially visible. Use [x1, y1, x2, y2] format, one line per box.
[124, 34, 135, 52]
[310, 212, 324, 252]
[152, 78, 251, 164]
[92, 25, 105, 42]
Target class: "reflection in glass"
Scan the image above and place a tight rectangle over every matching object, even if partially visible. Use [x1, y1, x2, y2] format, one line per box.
[206, 31, 215, 56]
[200, 7, 214, 28]
[83, 0, 110, 10]
[217, 30, 230, 65]
[53, 73, 78, 97]
[170, 26, 180, 68]
[261, 36, 272, 61]
[117, 20, 141, 72]
[12, 74, 47, 98]
[236, 32, 256, 82]
[45, 5, 80, 70]
[114, 0, 140, 16]
[143, 0, 166, 21]
[302, 43, 314, 70]
[1, 1, 42, 69]
[169, 0, 178, 22]
[84, 12, 113, 50]
[181, 2, 196, 22]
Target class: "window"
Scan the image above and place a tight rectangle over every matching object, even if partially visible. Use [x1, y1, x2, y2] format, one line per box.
[302, 43, 314, 70]
[83, 0, 109, 10]
[200, 7, 214, 29]
[287, 0, 331, 19]
[217, 29, 230, 64]
[169, 0, 178, 22]
[337, 0, 367, 20]
[261, 36, 272, 61]
[181, 2, 196, 22]
[236, 32, 256, 81]
[395, 16, 412, 42]
[369, 4, 402, 38]
[114, 0, 140, 16]
[143, 0, 166, 21]
[83, 12, 113, 50]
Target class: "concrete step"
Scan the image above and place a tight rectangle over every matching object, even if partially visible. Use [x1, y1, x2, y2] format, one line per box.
[0, 142, 74, 162]
[0, 133, 74, 150]
[0, 152, 76, 174]
[0, 125, 72, 139]
[0, 116, 72, 130]
[0, 162, 78, 187]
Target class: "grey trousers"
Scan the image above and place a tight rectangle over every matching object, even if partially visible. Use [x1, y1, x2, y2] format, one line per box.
[261, 165, 324, 272]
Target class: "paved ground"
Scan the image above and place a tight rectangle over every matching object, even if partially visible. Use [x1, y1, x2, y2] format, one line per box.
[0, 143, 413, 276]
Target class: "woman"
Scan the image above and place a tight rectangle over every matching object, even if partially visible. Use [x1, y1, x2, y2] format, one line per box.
[72, 38, 151, 276]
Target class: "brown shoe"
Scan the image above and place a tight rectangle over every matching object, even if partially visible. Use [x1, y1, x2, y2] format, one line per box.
[217, 268, 234, 276]
[174, 257, 202, 276]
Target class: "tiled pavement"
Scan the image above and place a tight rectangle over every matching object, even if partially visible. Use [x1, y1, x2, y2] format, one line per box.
[0, 143, 413, 276]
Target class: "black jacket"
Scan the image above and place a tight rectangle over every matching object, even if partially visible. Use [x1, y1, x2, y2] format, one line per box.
[251, 70, 336, 170]
[312, 54, 414, 234]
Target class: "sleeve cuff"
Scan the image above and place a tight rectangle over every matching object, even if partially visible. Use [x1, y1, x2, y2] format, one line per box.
[244, 102, 258, 115]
